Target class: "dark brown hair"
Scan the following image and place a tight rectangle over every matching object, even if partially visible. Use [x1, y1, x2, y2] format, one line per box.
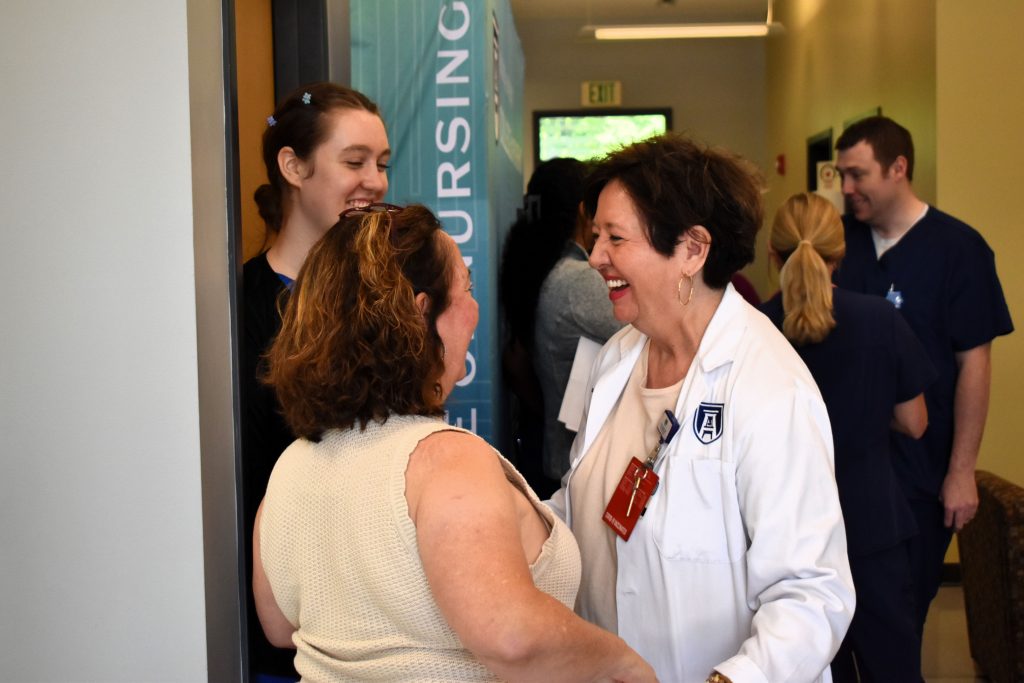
[836, 116, 915, 181]
[583, 133, 763, 289]
[254, 82, 384, 235]
[499, 157, 589, 348]
[263, 205, 451, 439]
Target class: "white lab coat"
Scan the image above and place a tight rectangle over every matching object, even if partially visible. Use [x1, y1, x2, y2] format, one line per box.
[549, 286, 855, 683]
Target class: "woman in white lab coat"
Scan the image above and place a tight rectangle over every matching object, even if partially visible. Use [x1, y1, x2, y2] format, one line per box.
[548, 134, 855, 683]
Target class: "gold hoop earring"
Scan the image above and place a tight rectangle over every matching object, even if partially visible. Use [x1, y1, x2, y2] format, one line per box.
[677, 273, 694, 306]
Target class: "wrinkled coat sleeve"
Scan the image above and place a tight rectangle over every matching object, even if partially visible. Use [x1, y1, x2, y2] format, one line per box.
[716, 379, 855, 683]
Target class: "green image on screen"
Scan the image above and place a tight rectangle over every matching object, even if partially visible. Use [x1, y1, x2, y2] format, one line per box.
[538, 114, 667, 162]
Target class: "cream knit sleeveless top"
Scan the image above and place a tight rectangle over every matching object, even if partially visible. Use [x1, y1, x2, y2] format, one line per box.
[260, 414, 581, 682]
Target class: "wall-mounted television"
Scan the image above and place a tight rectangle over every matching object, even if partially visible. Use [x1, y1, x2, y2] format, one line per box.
[533, 108, 672, 167]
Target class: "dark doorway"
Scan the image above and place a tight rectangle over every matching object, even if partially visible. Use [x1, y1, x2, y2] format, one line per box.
[806, 128, 833, 192]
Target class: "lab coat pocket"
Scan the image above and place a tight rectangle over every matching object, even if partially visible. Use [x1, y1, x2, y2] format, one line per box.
[653, 458, 746, 563]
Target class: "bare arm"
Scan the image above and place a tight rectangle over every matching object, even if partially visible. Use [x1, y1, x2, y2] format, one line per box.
[891, 393, 927, 439]
[406, 431, 655, 683]
[253, 501, 297, 649]
[941, 343, 991, 531]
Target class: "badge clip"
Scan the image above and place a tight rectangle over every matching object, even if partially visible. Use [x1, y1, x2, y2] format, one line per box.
[645, 410, 680, 468]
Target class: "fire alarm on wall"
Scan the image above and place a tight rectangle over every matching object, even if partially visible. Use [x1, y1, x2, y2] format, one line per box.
[775, 154, 786, 175]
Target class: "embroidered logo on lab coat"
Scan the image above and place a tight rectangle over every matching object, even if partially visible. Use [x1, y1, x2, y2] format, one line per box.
[693, 402, 724, 444]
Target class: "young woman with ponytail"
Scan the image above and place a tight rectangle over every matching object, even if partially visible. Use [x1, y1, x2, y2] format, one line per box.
[771, 192, 846, 345]
[241, 82, 390, 682]
[761, 192, 936, 683]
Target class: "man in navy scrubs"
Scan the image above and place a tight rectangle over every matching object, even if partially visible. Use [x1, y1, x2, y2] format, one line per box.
[834, 116, 1013, 640]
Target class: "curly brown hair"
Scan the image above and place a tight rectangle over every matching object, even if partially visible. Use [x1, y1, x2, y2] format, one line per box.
[263, 205, 450, 440]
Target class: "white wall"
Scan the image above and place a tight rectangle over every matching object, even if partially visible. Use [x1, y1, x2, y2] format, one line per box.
[0, 1, 209, 679]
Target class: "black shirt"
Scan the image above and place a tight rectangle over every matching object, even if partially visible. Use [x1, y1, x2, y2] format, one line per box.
[241, 251, 297, 677]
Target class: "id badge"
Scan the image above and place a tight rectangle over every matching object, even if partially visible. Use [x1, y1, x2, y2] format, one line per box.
[886, 285, 904, 309]
[603, 457, 660, 541]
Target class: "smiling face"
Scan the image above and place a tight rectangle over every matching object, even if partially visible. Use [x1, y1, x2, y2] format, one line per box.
[835, 139, 903, 228]
[434, 234, 479, 398]
[589, 180, 689, 333]
[290, 107, 390, 235]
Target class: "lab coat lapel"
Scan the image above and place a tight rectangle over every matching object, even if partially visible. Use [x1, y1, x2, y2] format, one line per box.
[582, 329, 646, 455]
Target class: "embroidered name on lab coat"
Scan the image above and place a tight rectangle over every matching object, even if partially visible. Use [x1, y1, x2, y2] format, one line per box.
[693, 402, 724, 444]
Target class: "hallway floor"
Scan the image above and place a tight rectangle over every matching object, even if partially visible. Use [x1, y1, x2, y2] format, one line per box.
[922, 585, 987, 682]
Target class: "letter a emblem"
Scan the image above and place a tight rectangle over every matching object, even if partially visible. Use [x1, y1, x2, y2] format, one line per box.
[693, 402, 724, 444]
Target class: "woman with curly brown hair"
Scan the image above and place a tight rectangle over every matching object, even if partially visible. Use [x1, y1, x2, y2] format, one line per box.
[252, 204, 655, 682]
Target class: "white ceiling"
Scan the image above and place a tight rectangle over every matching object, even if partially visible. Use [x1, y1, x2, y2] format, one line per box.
[509, 0, 771, 25]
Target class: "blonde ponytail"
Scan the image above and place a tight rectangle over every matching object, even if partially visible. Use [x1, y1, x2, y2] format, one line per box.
[770, 193, 845, 345]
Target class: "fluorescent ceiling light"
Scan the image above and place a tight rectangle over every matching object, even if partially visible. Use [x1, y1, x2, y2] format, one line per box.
[583, 23, 780, 40]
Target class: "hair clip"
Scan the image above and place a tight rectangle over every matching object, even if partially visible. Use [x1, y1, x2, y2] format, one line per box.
[301, 92, 312, 105]
[266, 115, 277, 127]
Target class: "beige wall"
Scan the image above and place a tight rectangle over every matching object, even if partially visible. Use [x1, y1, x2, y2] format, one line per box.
[236, 0, 276, 262]
[519, 19, 767, 173]
[518, 18, 768, 288]
[937, 0, 1024, 490]
[761, 0, 936, 297]
[764, 0, 1023, 561]
[764, 0, 1023, 487]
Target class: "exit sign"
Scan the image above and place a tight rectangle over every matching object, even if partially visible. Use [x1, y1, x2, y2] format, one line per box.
[582, 80, 622, 107]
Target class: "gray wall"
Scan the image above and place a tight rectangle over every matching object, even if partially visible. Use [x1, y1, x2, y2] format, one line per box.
[0, 1, 217, 679]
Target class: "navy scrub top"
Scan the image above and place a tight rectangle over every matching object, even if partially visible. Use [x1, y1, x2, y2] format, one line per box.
[762, 289, 936, 556]
[835, 208, 1013, 499]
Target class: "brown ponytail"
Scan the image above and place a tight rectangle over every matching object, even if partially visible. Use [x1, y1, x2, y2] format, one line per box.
[769, 193, 845, 345]
[257, 82, 383, 238]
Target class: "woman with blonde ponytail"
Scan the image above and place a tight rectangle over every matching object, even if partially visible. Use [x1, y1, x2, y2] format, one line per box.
[771, 192, 846, 344]
[761, 192, 937, 683]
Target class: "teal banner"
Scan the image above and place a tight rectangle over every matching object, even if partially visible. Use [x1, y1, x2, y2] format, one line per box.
[351, 0, 524, 445]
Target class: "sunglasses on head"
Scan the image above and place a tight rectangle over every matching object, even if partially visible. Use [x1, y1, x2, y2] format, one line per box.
[339, 202, 404, 220]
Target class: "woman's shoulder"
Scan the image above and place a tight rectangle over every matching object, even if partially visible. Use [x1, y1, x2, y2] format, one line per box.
[242, 252, 286, 317]
[606, 323, 643, 349]
[588, 325, 643, 369]
[307, 415, 458, 456]
[757, 291, 784, 327]
[242, 251, 273, 283]
[404, 425, 514, 524]
[407, 420, 495, 466]
[832, 287, 896, 316]
[541, 250, 596, 293]
[732, 306, 821, 397]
